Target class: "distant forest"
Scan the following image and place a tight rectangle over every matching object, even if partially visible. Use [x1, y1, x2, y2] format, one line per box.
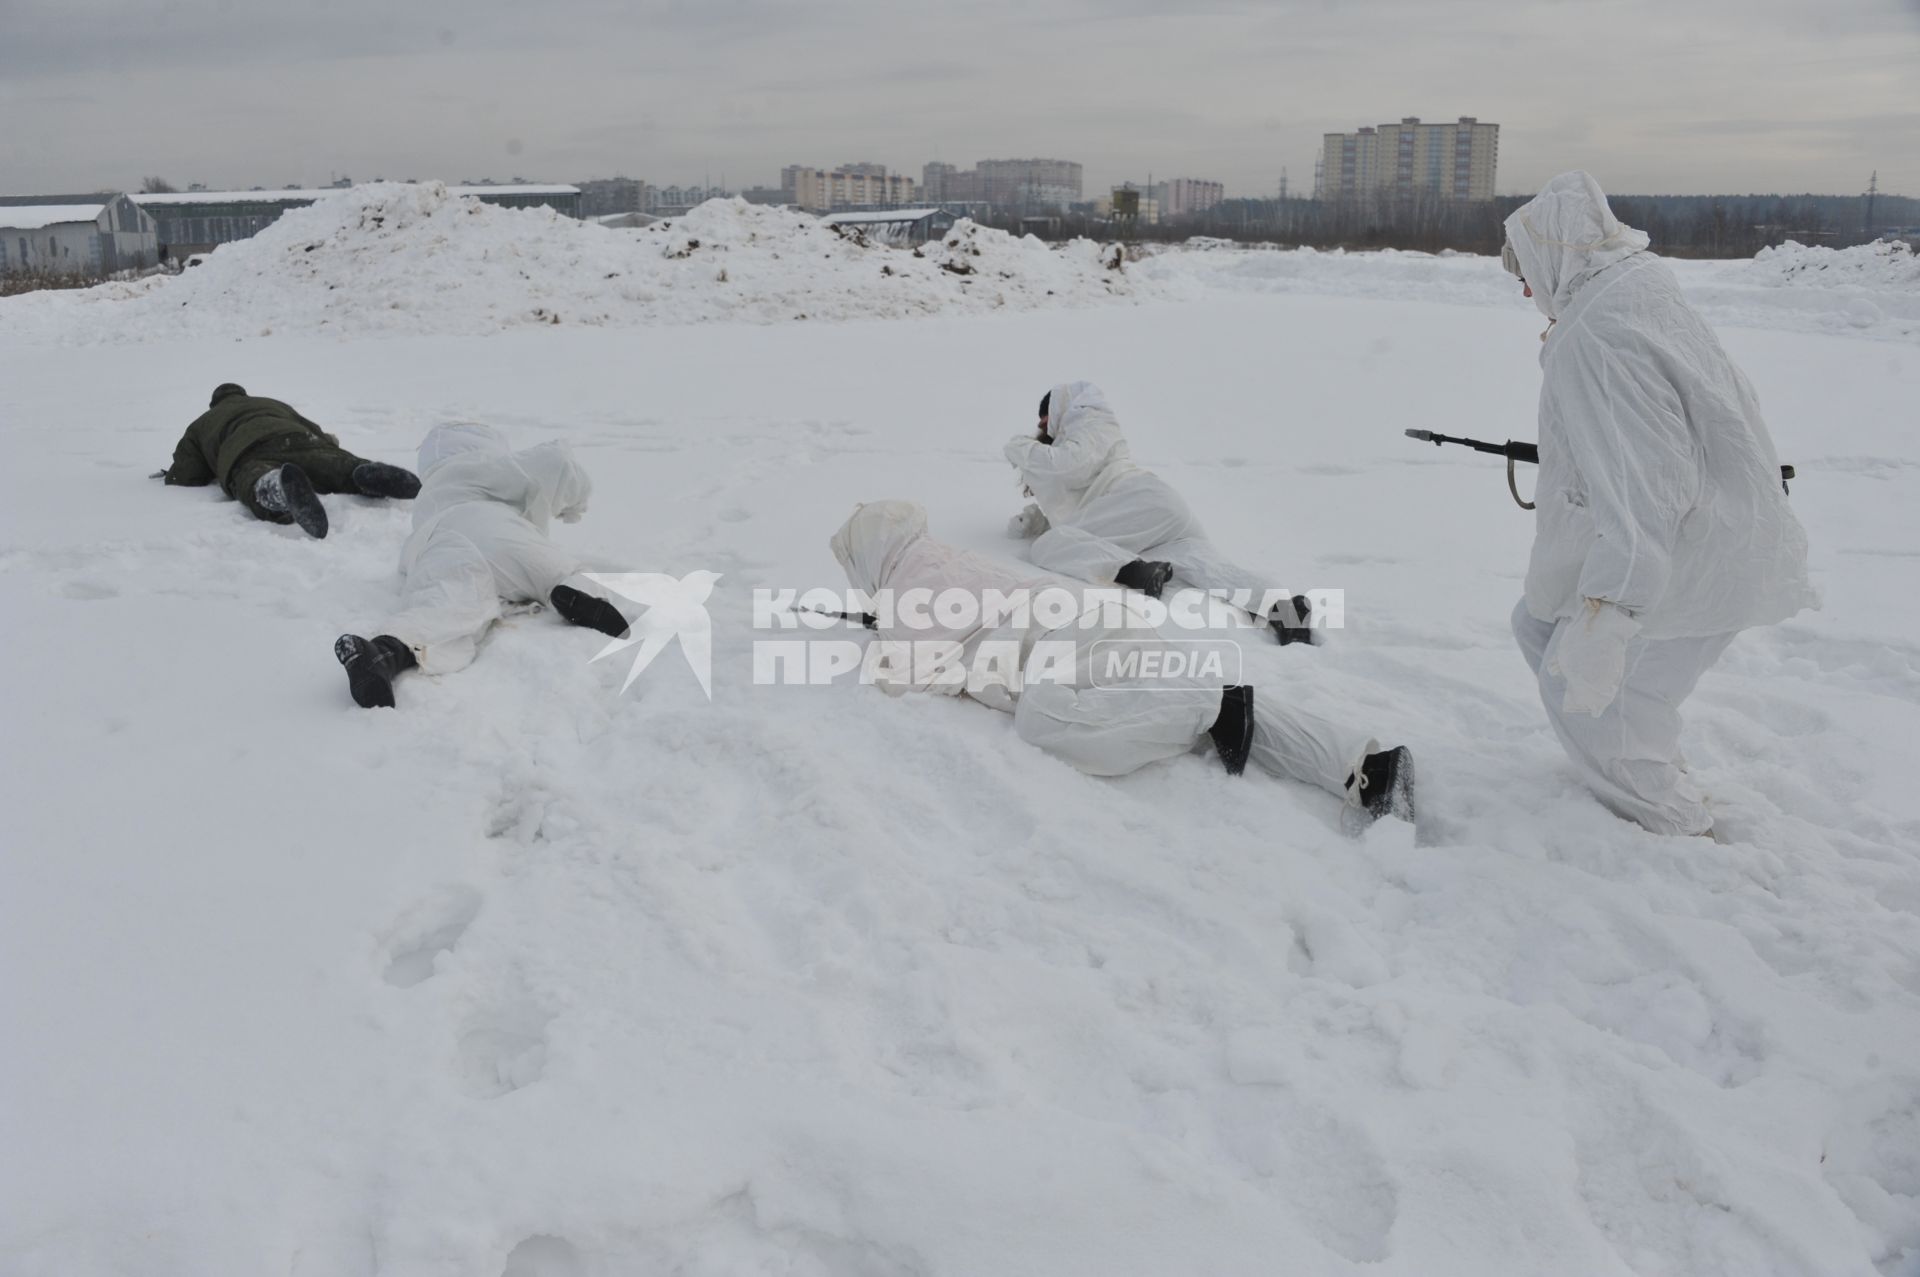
[986, 191, 1919, 258]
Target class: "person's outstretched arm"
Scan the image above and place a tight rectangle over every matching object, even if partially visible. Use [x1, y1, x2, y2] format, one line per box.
[162, 426, 215, 486]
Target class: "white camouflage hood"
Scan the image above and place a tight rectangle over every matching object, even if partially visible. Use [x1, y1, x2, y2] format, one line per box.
[830, 500, 929, 595]
[1503, 171, 1650, 320]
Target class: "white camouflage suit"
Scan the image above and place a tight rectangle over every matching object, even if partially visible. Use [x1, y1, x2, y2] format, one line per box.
[1004, 381, 1287, 622]
[830, 501, 1375, 796]
[1504, 172, 1817, 835]
[385, 423, 600, 673]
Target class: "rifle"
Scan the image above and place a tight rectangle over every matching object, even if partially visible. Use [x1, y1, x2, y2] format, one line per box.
[1404, 430, 1795, 510]
[796, 604, 878, 629]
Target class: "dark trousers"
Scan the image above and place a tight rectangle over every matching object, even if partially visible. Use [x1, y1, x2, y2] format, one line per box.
[227, 435, 372, 522]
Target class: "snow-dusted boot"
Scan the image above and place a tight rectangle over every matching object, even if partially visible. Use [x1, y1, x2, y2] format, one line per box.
[256, 464, 328, 538]
[550, 585, 630, 639]
[1209, 685, 1255, 776]
[334, 633, 416, 709]
[1115, 558, 1174, 599]
[351, 462, 421, 500]
[1346, 745, 1415, 825]
[1269, 594, 1316, 647]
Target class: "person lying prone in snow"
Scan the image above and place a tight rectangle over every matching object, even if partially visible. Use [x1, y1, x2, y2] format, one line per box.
[334, 423, 632, 709]
[1004, 380, 1315, 645]
[830, 500, 1413, 827]
[158, 383, 420, 539]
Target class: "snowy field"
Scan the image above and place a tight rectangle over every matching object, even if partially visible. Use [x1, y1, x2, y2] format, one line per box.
[2, 194, 1919, 1276]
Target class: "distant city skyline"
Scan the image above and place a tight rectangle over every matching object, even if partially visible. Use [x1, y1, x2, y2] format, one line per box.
[4, 0, 1916, 199]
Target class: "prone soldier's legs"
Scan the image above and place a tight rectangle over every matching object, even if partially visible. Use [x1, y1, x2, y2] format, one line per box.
[228, 454, 294, 523]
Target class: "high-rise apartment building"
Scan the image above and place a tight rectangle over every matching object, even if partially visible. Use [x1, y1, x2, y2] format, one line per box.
[1155, 178, 1226, 218]
[921, 162, 964, 202]
[922, 158, 1082, 210]
[1317, 117, 1499, 202]
[976, 158, 1083, 208]
[783, 164, 918, 212]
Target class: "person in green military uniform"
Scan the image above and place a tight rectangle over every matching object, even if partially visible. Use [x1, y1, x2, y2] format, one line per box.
[158, 384, 421, 538]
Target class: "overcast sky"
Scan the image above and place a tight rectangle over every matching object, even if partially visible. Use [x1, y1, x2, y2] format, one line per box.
[3, 0, 1916, 199]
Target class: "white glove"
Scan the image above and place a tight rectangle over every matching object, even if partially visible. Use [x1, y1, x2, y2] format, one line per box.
[1548, 599, 1641, 717]
[1006, 503, 1050, 539]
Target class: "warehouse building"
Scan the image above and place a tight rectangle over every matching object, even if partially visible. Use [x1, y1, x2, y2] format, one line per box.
[820, 207, 957, 246]
[0, 194, 159, 275]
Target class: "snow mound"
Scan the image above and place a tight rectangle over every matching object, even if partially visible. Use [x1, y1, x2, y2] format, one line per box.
[0, 183, 1173, 344]
[1742, 239, 1920, 294]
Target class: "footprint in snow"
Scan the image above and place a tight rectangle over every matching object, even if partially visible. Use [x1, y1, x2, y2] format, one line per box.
[381, 885, 482, 988]
[501, 1234, 584, 1277]
[458, 1002, 553, 1098]
[1208, 1086, 1400, 1264]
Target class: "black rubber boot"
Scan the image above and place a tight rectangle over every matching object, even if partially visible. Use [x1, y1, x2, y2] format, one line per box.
[351, 462, 422, 500]
[1346, 745, 1415, 825]
[256, 464, 328, 538]
[335, 634, 417, 709]
[1269, 594, 1316, 647]
[550, 585, 630, 638]
[1209, 685, 1255, 776]
[1114, 559, 1174, 599]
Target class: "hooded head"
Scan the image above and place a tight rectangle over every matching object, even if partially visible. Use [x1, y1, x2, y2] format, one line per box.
[412, 422, 591, 525]
[416, 421, 510, 479]
[830, 500, 928, 595]
[210, 383, 246, 407]
[1043, 381, 1117, 442]
[1502, 171, 1649, 320]
[512, 441, 593, 526]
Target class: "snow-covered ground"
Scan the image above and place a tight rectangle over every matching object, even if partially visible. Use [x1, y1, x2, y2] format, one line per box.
[2, 195, 1918, 1276]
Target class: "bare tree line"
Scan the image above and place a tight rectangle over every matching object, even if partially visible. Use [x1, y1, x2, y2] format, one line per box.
[980, 190, 1917, 258]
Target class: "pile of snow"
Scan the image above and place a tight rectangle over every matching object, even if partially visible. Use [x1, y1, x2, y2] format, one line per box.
[0, 183, 1173, 344]
[1677, 239, 1920, 337]
[1742, 238, 1920, 294]
[5, 184, 1913, 345]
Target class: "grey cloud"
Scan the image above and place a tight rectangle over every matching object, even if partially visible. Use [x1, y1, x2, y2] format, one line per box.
[1, 0, 1915, 197]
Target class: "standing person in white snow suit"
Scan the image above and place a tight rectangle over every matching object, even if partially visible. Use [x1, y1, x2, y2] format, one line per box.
[1005, 381, 1315, 645]
[1500, 171, 1816, 836]
[159, 383, 420, 538]
[831, 501, 1412, 825]
[334, 423, 631, 708]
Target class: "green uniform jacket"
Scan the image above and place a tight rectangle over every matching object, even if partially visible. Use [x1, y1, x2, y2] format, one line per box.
[163, 396, 338, 490]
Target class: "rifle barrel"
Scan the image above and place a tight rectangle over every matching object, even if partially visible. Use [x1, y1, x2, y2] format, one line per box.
[1406, 431, 1790, 489]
